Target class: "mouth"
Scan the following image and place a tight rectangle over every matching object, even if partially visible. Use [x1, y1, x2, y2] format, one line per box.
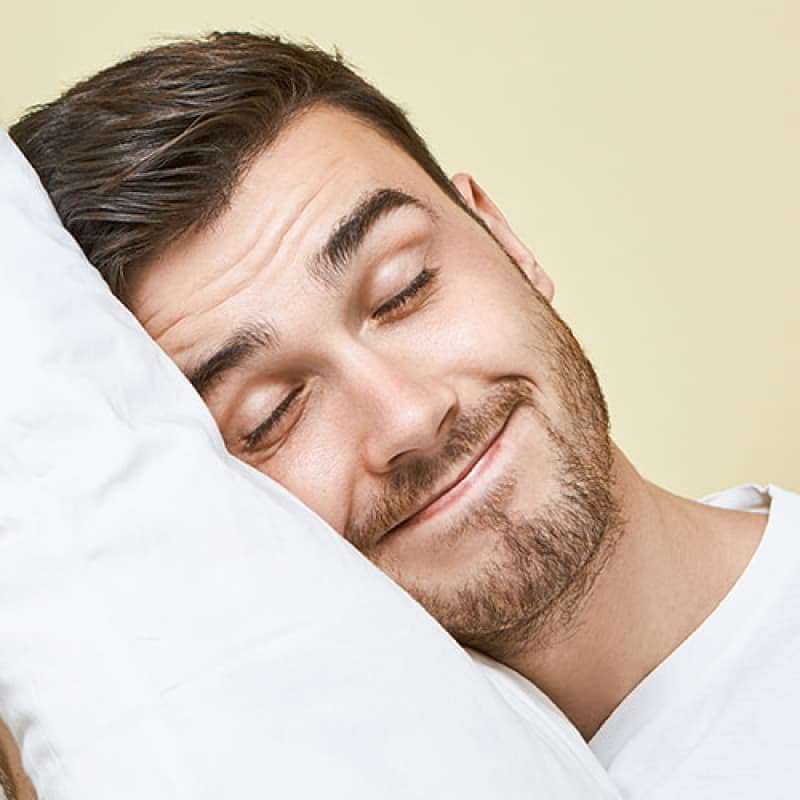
[382, 409, 514, 540]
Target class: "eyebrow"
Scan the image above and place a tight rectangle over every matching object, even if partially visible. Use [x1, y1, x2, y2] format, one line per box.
[183, 186, 438, 401]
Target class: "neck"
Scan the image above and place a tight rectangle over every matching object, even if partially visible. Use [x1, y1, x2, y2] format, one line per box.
[502, 444, 767, 741]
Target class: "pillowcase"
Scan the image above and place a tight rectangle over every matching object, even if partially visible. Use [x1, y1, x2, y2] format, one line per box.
[0, 129, 619, 800]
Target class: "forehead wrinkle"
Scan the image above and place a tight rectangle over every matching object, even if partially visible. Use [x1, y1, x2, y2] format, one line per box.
[153, 176, 333, 349]
[194, 185, 437, 371]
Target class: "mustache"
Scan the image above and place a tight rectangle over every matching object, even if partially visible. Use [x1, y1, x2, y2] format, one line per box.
[344, 377, 535, 552]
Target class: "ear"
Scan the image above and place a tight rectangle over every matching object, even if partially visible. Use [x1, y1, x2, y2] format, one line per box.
[450, 172, 555, 303]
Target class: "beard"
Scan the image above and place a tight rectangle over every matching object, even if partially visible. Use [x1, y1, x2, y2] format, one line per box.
[412, 385, 622, 661]
[346, 264, 624, 661]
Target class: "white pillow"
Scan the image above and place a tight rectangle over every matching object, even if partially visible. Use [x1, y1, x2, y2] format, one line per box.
[0, 130, 619, 800]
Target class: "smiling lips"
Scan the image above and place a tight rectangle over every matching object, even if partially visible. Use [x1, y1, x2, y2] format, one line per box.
[384, 411, 511, 537]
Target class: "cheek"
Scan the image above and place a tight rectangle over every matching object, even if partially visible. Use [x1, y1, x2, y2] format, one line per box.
[262, 426, 355, 535]
[424, 278, 539, 377]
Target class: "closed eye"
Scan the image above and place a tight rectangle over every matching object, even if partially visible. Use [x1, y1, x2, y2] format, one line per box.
[240, 385, 303, 454]
[372, 265, 440, 320]
[239, 264, 441, 455]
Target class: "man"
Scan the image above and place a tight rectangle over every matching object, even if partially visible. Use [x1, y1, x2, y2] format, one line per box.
[7, 31, 799, 799]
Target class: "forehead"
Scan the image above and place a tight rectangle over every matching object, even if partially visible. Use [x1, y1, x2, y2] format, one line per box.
[127, 105, 442, 350]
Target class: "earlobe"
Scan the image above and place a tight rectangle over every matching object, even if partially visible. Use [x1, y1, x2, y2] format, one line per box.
[449, 172, 556, 303]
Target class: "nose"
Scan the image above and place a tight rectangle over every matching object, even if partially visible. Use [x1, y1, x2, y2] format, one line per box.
[342, 344, 457, 475]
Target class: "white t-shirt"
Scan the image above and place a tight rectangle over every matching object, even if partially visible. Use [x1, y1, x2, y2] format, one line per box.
[587, 482, 800, 798]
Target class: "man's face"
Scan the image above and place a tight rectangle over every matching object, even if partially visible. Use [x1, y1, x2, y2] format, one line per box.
[127, 105, 620, 658]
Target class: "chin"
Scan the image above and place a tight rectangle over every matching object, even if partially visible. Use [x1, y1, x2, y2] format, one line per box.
[371, 440, 620, 656]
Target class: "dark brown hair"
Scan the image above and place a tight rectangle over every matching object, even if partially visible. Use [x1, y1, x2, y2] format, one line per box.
[9, 30, 476, 307]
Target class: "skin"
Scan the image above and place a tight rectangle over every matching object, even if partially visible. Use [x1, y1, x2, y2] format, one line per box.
[0, 718, 35, 800]
[0, 103, 770, 799]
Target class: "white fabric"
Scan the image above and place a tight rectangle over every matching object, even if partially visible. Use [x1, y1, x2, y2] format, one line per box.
[0, 129, 620, 800]
[468, 650, 619, 792]
[587, 483, 800, 798]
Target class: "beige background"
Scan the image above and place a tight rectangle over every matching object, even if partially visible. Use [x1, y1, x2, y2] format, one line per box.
[2, 1, 797, 497]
